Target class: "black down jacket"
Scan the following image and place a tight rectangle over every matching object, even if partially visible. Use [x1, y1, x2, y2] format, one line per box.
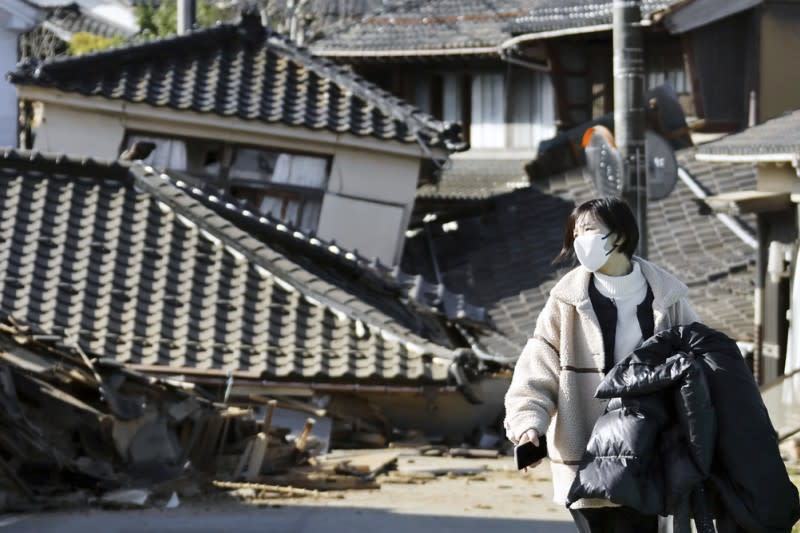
[566, 322, 800, 533]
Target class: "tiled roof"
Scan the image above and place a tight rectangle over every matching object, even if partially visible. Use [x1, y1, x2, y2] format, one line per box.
[696, 110, 800, 161]
[311, 0, 682, 56]
[268, 0, 383, 17]
[506, 0, 684, 35]
[42, 3, 136, 39]
[174, 180, 489, 338]
[0, 150, 465, 385]
[10, 14, 465, 152]
[18, 3, 136, 62]
[402, 149, 757, 360]
[311, 0, 548, 56]
[416, 158, 531, 200]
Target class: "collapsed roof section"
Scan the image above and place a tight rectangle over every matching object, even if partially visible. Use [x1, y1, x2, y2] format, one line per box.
[0, 149, 491, 387]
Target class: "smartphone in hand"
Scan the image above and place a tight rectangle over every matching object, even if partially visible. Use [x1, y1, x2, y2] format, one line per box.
[514, 437, 548, 470]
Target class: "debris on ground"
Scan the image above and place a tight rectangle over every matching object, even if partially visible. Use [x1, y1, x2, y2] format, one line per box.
[0, 316, 511, 512]
[0, 318, 316, 512]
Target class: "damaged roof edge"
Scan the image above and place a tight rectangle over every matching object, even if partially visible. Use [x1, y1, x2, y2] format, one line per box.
[130, 163, 464, 363]
[126, 363, 461, 395]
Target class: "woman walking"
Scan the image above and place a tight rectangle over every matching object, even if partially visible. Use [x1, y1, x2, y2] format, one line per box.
[504, 197, 698, 533]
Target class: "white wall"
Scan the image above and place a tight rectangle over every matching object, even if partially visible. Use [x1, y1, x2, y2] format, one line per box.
[0, 28, 19, 148]
[0, 2, 40, 148]
[28, 99, 423, 265]
[31, 103, 126, 158]
[317, 195, 406, 264]
[323, 146, 420, 264]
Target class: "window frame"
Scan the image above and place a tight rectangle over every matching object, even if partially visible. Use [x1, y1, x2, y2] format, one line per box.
[120, 131, 332, 232]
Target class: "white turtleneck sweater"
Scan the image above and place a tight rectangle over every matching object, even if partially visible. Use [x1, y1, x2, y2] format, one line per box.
[593, 261, 649, 363]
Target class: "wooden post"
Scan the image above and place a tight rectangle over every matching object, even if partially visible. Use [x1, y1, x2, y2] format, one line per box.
[262, 400, 277, 432]
[295, 418, 315, 452]
[244, 433, 269, 481]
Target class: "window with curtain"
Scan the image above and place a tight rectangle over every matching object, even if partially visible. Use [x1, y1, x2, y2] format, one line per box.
[442, 73, 463, 124]
[126, 134, 188, 170]
[470, 73, 506, 148]
[509, 70, 557, 150]
[228, 148, 329, 233]
[646, 51, 690, 94]
[467, 70, 556, 150]
[121, 134, 332, 233]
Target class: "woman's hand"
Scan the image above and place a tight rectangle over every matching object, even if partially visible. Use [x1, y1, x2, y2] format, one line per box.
[518, 429, 539, 447]
[515, 429, 542, 472]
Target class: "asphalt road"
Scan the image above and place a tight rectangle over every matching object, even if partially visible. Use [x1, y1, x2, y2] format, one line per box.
[3, 506, 576, 533]
[0, 456, 576, 533]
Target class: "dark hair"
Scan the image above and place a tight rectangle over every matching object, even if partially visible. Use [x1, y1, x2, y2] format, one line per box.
[553, 197, 639, 264]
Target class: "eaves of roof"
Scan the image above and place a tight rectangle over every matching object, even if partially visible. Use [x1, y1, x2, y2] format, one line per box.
[165, 176, 490, 333]
[695, 110, 800, 165]
[40, 3, 136, 40]
[312, 0, 685, 58]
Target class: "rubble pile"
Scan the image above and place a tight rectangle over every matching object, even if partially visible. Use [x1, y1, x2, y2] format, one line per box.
[0, 314, 509, 512]
[0, 317, 308, 511]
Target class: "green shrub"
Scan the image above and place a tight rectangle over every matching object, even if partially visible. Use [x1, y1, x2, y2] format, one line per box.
[68, 32, 125, 55]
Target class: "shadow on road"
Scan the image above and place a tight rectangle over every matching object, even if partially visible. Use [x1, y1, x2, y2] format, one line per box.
[3, 502, 575, 533]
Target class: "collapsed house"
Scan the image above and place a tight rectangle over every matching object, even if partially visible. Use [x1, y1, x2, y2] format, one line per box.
[4, 13, 528, 442]
[0, 6, 776, 487]
[0, 149, 508, 452]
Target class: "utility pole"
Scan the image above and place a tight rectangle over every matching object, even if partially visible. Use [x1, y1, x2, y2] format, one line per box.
[177, 0, 196, 35]
[613, 0, 647, 258]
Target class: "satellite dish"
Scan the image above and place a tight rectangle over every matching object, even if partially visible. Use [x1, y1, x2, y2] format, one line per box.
[645, 130, 678, 201]
[583, 125, 624, 197]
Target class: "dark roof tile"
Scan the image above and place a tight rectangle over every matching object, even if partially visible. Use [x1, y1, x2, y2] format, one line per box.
[506, 0, 684, 34]
[312, 0, 683, 56]
[696, 110, 800, 160]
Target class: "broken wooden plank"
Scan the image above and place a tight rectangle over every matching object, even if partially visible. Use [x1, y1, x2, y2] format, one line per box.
[249, 395, 326, 418]
[328, 450, 400, 478]
[295, 418, 315, 452]
[233, 438, 255, 479]
[448, 448, 500, 459]
[213, 480, 319, 498]
[262, 469, 380, 491]
[262, 400, 277, 431]
[244, 433, 269, 481]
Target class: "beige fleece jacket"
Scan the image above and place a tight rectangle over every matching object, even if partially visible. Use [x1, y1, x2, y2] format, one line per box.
[504, 257, 699, 509]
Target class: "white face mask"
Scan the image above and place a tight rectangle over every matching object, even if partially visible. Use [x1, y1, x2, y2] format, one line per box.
[573, 233, 614, 272]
